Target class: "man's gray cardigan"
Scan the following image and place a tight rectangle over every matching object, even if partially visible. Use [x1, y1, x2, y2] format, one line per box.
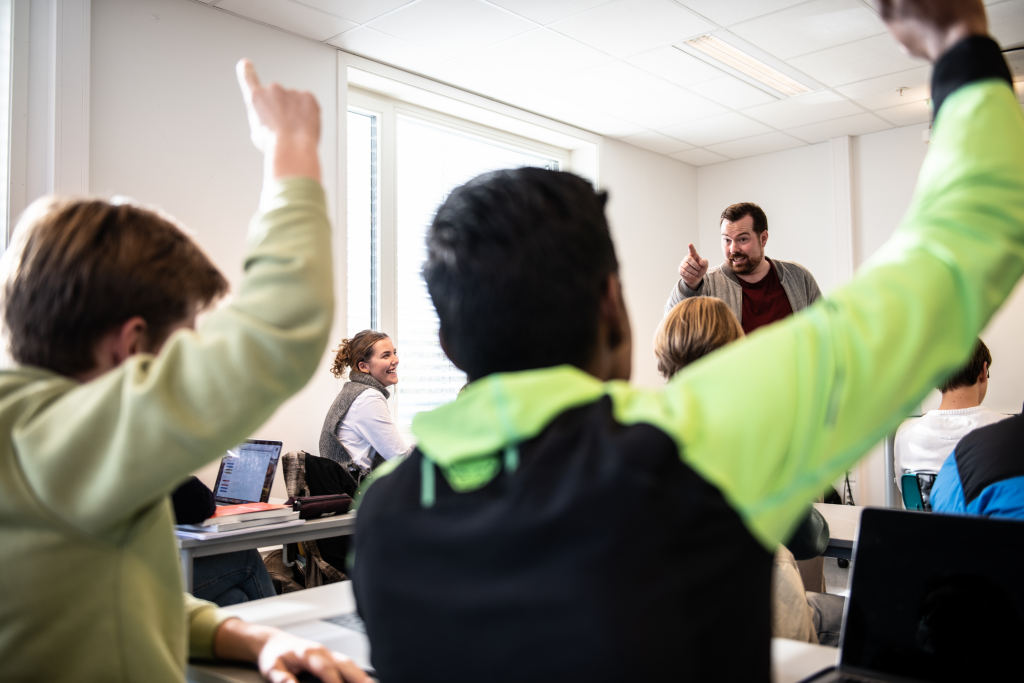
[663, 258, 822, 324]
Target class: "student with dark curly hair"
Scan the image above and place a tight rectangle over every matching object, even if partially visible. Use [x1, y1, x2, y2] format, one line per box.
[350, 2, 1023, 680]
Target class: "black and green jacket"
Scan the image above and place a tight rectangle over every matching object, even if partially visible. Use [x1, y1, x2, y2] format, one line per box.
[352, 38, 1024, 682]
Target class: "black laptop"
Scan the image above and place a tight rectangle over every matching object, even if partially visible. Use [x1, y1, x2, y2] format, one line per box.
[803, 508, 1024, 683]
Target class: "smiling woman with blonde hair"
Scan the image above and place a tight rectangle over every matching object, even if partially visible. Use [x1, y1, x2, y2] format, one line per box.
[654, 297, 744, 379]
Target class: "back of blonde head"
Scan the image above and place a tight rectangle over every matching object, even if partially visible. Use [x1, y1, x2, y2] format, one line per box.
[654, 298, 743, 379]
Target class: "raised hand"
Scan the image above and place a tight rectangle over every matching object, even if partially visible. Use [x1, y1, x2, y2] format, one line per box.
[679, 243, 709, 290]
[874, 0, 987, 62]
[236, 59, 322, 183]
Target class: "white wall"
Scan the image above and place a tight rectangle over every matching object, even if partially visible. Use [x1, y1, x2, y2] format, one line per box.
[600, 137, 698, 387]
[697, 142, 838, 295]
[90, 0, 343, 496]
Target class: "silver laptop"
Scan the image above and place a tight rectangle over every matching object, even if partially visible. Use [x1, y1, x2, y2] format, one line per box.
[802, 508, 1024, 682]
[211, 439, 283, 505]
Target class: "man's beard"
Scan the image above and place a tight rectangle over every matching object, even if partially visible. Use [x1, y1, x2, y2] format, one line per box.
[729, 249, 763, 275]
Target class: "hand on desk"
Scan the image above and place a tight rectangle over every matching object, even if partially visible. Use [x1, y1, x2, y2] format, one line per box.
[214, 617, 372, 683]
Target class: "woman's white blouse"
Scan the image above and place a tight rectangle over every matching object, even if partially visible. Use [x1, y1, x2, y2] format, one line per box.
[336, 389, 413, 469]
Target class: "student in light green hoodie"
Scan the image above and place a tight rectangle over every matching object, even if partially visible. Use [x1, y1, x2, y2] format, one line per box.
[0, 61, 368, 683]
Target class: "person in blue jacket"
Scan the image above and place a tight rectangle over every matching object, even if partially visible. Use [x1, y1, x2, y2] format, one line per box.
[931, 414, 1024, 518]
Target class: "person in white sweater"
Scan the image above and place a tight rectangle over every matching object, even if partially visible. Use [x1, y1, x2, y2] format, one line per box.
[895, 338, 1007, 478]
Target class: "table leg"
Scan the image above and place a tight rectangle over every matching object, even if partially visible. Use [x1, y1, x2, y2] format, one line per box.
[181, 547, 195, 594]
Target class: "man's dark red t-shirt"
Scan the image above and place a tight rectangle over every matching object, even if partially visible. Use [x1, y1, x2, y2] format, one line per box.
[738, 258, 793, 334]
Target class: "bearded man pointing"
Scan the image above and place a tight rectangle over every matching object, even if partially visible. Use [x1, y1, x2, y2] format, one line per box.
[665, 202, 822, 334]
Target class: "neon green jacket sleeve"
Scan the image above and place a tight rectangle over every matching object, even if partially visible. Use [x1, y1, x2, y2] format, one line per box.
[10, 177, 334, 536]
[613, 80, 1024, 549]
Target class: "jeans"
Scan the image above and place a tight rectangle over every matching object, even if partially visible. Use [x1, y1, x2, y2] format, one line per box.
[806, 591, 846, 647]
[193, 549, 277, 607]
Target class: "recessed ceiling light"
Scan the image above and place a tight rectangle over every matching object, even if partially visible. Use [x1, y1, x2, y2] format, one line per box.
[683, 34, 812, 97]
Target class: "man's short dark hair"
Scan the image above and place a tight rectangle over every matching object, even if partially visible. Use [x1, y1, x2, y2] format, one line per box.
[721, 202, 768, 235]
[423, 168, 618, 380]
[2, 196, 228, 376]
[939, 338, 991, 393]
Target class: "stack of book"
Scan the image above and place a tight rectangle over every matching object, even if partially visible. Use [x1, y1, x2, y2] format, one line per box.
[175, 502, 303, 539]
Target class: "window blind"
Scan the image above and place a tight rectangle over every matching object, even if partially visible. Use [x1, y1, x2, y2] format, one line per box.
[395, 115, 559, 434]
[346, 110, 379, 335]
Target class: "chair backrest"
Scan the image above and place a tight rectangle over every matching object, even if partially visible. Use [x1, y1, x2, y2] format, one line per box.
[279, 451, 348, 588]
[901, 473, 925, 511]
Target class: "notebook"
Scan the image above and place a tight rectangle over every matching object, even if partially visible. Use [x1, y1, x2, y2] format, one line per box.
[211, 439, 283, 505]
[802, 508, 1024, 682]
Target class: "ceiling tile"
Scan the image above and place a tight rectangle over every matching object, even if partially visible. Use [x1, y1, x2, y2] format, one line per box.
[874, 100, 932, 126]
[833, 66, 931, 110]
[550, 0, 714, 59]
[676, 0, 807, 26]
[607, 87, 729, 128]
[728, 0, 885, 60]
[624, 45, 724, 87]
[488, 0, 613, 25]
[468, 28, 614, 83]
[669, 148, 730, 166]
[788, 33, 926, 87]
[659, 112, 772, 146]
[544, 61, 678, 109]
[619, 131, 694, 154]
[785, 112, 892, 143]
[419, 59, 525, 101]
[216, 0, 357, 41]
[742, 90, 863, 128]
[329, 27, 449, 69]
[553, 107, 647, 136]
[367, 0, 535, 57]
[685, 75, 776, 108]
[989, 0, 1024, 49]
[294, 0, 414, 24]
[705, 131, 806, 159]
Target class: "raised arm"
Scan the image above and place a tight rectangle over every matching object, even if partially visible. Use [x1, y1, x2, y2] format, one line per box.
[620, 1, 1024, 548]
[14, 62, 334, 534]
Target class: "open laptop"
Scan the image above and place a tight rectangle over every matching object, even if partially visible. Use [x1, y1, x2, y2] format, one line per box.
[803, 508, 1024, 682]
[211, 439, 283, 505]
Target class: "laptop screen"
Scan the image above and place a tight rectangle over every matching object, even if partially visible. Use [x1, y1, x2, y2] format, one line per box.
[212, 439, 283, 505]
[840, 508, 1024, 682]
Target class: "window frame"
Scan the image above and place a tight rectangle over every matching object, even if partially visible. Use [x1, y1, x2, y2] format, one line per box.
[345, 87, 571, 429]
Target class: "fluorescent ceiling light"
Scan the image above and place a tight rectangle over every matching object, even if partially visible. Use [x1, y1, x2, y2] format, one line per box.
[684, 34, 812, 97]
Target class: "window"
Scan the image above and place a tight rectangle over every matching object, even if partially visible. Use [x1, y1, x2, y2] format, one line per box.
[347, 90, 567, 437]
[395, 116, 559, 431]
[346, 109, 379, 334]
[0, 0, 11, 245]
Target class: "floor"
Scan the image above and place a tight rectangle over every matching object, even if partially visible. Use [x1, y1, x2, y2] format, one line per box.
[823, 557, 851, 597]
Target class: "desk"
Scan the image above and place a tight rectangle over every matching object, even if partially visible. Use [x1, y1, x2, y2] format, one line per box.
[176, 513, 357, 592]
[187, 583, 839, 683]
[814, 503, 864, 560]
[188, 582, 368, 683]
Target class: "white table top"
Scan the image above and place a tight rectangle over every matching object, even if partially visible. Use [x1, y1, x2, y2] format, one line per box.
[188, 584, 839, 683]
[814, 502, 864, 549]
[175, 513, 357, 555]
